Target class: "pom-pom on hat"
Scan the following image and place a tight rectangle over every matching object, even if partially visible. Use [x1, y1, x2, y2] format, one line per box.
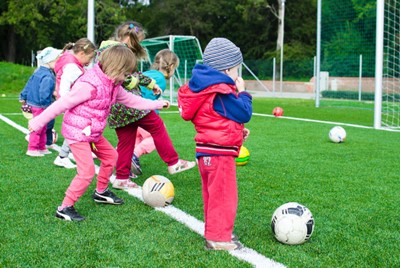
[36, 47, 62, 64]
[203, 38, 243, 71]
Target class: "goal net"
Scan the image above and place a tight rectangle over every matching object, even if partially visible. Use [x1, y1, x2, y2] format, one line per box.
[140, 35, 203, 103]
[375, 0, 400, 129]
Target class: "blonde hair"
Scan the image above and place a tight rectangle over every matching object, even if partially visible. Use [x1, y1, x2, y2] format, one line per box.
[98, 45, 137, 79]
[62, 38, 96, 55]
[151, 49, 180, 79]
[113, 21, 147, 60]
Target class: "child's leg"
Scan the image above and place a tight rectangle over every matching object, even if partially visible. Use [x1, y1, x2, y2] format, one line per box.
[60, 141, 95, 208]
[134, 127, 155, 157]
[139, 111, 179, 166]
[115, 124, 138, 180]
[198, 155, 238, 242]
[92, 136, 118, 192]
[46, 119, 55, 146]
[29, 107, 46, 151]
[59, 139, 71, 158]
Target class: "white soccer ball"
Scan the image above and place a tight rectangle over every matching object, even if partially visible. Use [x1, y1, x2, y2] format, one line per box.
[142, 175, 175, 208]
[271, 202, 315, 245]
[329, 126, 346, 143]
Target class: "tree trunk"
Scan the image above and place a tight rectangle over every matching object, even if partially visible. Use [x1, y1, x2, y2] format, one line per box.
[6, 26, 16, 63]
[276, 0, 284, 51]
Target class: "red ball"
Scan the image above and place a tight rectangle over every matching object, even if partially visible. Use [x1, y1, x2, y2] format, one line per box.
[273, 107, 284, 117]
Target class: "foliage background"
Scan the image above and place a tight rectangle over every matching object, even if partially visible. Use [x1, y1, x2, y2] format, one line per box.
[0, 0, 377, 79]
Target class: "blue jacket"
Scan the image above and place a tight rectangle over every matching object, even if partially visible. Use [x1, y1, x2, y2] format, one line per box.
[139, 69, 166, 114]
[188, 64, 252, 123]
[19, 66, 56, 108]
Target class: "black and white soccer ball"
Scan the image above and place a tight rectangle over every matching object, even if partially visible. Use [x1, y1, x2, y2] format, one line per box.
[142, 175, 175, 208]
[271, 202, 315, 245]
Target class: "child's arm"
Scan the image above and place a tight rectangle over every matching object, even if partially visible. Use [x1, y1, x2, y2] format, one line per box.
[126, 72, 161, 95]
[29, 82, 92, 132]
[59, 64, 83, 97]
[213, 91, 252, 123]
[115, 85, 168, 111]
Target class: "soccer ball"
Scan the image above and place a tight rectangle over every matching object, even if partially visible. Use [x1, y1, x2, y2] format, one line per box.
[273, 107, 284, 117]
[142, 175, 175, 207]
[271, 202, 315, 245]
[329, 126, 346, 143]
[235, 146, 250, 166]
[51, 129, 58, 144]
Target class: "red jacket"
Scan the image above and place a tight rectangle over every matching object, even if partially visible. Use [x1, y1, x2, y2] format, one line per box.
[178, 82, 244, 157]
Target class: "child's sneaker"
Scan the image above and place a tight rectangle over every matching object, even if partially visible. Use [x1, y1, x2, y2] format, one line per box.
[131, 154, 142, 175]
[54, 156, 76, 169]
[55, 206, 85, 221]
[92, 188, 124, 205]
[129, 172, 138, 179]
[168, 159, 196, 174]
[39, 149, 52, 155]
[112, 179, 138, 190]
[26, 150, 44, 157]
[205, 240, 243, 251]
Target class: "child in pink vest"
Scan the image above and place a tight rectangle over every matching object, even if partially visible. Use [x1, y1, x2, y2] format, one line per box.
[29, 45, 170, 221]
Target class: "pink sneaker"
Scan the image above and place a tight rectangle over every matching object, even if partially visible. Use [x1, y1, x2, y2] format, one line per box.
[112, 179, 138, 190]
[168, 159, 196, 174]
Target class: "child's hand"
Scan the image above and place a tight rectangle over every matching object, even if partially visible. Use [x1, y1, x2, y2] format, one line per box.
[153, 84, 162, 95]
[162, 100, 170, 109]
[19, 99, 26, 104]
[243, 128, 250, 141]
[236, 77, 246, 92]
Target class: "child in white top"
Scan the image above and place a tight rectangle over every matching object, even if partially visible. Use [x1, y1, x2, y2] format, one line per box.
[53, 38, 96, 169]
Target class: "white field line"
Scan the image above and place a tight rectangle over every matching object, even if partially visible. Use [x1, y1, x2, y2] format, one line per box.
[0, 113, 286, 268]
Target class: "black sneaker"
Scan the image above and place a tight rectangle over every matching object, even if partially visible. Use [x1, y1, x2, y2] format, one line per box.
[55, 206, 85, 221]
[131, 154, 142, 175]
[92, 188, 124, 205]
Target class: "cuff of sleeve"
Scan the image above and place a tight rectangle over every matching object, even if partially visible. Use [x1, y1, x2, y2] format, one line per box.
[125, 76, 139, 90]
[147, 79, 156, 90]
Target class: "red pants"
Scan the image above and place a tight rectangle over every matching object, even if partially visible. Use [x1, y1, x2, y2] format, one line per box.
[198, 155, 238, 242]
[61, 136, 117, 207]
[115, 111, 179, 180]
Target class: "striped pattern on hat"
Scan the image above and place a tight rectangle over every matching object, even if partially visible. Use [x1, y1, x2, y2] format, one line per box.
[203, 38, 243, 71]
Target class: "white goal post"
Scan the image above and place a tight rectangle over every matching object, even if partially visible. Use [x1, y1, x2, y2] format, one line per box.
[374, 0, 400, 130]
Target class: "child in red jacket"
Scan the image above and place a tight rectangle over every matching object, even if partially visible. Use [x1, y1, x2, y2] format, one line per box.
[178, 38, 252, 250]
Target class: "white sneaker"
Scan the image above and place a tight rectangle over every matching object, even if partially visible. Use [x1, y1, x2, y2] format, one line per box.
[26, 150, 44, 157]
[54, 156, 76, 169]
[68, 153, 76, 162]
[205, 240, 243, 251]
[39, 149, 52, 155]
[112, 179, 138, 190]
[168, 159, 196, 174]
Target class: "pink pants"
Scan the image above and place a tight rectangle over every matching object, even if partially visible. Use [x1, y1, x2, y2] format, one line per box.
[198, 155, 238, 242]
[61, 136, 117, 208]
[134, 127, 156, 157]
[28, 107, 46, 151]
[115, 111, 179, 180]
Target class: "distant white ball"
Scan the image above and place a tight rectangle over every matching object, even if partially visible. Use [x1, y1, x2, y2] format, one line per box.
[271, 202, 315, 245]
[329, 126, 346, 143]
[142, 175, 175, 207]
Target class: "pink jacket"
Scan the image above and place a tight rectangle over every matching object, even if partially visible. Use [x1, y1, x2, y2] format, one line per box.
[29, 63, 164, 143]
[54, 51, 85, 99]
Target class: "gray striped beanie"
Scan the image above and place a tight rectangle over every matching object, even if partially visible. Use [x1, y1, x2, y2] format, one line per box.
[203, 38, 243, 71]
